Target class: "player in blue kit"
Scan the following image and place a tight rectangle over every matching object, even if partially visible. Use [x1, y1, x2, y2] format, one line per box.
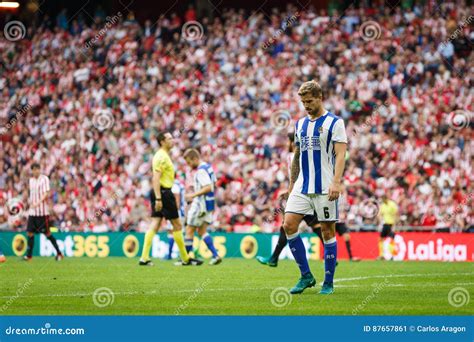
[283, 80, 347, 295]
[183, 149, 222, 265]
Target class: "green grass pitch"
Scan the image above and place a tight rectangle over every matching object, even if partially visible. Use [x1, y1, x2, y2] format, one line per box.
[1, 257, 472, 315]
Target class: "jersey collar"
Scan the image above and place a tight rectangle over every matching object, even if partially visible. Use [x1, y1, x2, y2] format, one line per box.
[307, 109, 328, 122]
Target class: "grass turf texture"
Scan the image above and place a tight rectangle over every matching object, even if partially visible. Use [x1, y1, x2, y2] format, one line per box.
[1, 257, 472, 315]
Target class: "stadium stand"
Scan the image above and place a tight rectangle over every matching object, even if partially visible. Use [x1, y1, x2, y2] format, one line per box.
[0, 2, 472, 233]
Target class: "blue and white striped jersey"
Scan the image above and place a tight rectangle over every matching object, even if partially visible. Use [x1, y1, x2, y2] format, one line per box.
[194, 162, 217, 212]
[293, 110, 347, 194]
[171, 179, 186, 218]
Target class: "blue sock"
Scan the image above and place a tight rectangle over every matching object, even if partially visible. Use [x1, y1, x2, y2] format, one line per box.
[324, 238, 338, 284]
[202, 233, 218, 258]
[185, 238, 193, 253]
[287, 233, 311, 276]
[167, 236, 174, 258]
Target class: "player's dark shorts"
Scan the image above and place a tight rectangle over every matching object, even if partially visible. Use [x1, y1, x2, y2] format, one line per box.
[381, 224, 394, 238]
[303, 214, 319, 227]
[27, 216, 50, 234]
[150, 188, 179, 220]
[336, 222, 349, 235]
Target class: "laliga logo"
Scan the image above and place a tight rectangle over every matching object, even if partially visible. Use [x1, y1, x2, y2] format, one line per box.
[382, 235, 406, 261]
[385, 236, 467, 262]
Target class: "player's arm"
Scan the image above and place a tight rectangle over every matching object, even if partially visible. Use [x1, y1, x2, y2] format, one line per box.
[377, 207, 383, 225]
[35, 191, 50, 207]
[153, 170, 162, 211]
[288, 145, 300, 195]
[173, 190, 181, 211]
[188, 185, 212, 198]
[31, 179, 50, 208]
[186, 170, 212, 201]
[393, 203, 399, 230]
[328, 142, 347, 201]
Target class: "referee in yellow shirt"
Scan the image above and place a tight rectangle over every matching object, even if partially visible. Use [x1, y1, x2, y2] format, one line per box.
[377, 194, 399, 260]
[139, 132, 202, 266]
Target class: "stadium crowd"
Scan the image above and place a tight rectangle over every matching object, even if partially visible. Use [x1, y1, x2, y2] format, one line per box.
[0, 2, 472, 233]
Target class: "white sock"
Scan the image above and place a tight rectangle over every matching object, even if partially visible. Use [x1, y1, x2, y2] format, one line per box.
[324, 237, 337, 244]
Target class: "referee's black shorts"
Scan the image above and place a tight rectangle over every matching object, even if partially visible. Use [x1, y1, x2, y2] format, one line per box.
[335, 222, 349, 235]
[27, 216, 50, 234]
[150, 188, 179, 220]
[381, 224, 395, 238]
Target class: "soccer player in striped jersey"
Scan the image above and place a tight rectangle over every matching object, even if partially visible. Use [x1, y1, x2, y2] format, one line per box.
[284, 80, 347, 295]
[183, 149, 222, 265]
[256, 132, 324, 267]
[166, 178, 186, 260]
[24, 163, 63, 261]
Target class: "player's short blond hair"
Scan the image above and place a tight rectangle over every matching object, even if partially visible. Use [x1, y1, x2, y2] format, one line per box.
[298, 80, 323, 98]
[183, 148, 200, 160]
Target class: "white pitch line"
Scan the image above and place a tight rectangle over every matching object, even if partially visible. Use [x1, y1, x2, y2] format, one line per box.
[1, 272, 472, 300]
[335, 284, 405, 288]
[334, 272, 474, 283]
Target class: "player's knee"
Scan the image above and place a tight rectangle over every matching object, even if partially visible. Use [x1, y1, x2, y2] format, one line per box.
[170, 219, 182, 232]
[322, 231, 331, 241]
[283, 221, 297, 235]
[321, 225, 336, 241]
[185, 227, 194, 238]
